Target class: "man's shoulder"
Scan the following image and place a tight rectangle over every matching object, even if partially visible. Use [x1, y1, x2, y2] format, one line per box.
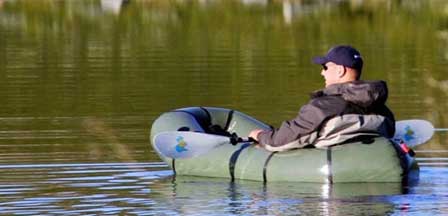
[303, 95, 348, 114]
[309, 95, 347, 107]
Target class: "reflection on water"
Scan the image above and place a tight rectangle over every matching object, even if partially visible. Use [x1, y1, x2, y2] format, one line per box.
[0, 0, 447, 162]
[101, 0, 129, 14]
[0, 116, 157, 164]
[0, 163, 171, 215]
[1, 0, 448, 215]
[0, 162, 447, 215]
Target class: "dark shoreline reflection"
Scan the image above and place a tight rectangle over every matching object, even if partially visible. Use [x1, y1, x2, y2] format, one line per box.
[0, 0, 447, 165]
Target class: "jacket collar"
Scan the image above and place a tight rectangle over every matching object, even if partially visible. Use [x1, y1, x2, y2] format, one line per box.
[310, 80, 389, 108]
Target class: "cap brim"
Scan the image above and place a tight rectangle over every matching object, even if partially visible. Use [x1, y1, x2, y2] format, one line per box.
[312, 56, 329, 65]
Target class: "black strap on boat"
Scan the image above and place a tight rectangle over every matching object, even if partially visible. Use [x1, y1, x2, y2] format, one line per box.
[263, 151, 278, 183]
[224, 110, 234, 131]
[199, 106, 212, 124]
[326, 147, 333, 184]
[229, 143, 251, 182]
[172, 159, 176, 175]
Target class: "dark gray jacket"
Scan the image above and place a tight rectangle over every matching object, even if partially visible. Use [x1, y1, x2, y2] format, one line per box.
[257, 80, 395, 149]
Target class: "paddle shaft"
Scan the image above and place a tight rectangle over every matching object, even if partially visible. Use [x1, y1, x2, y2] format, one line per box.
[230, 136, 257, 145]
[435, 128, 448, 132]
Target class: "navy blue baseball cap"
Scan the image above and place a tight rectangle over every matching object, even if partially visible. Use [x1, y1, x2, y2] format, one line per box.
[313, 45, 363, 72]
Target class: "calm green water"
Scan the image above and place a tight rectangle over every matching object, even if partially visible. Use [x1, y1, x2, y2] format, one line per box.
[1, 0, 448, 215]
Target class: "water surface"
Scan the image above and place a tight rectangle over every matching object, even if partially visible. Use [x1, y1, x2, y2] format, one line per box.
[1, 0, 448, 215]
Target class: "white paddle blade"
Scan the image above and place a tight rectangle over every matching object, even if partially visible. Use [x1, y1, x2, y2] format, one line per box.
[394, 120, 434, 147]
[153, 131, 230, 159]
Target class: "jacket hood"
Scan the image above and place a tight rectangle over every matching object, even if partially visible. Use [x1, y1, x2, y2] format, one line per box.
[311, 80, 389, 108]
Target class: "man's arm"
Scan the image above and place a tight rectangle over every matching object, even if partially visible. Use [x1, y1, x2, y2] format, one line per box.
[249, 96, 346, 147]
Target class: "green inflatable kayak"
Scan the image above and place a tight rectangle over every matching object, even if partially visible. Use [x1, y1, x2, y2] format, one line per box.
[150, 107, 418, 183]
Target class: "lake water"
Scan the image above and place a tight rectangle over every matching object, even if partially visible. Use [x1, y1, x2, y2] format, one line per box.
[1, 0, 448, 215]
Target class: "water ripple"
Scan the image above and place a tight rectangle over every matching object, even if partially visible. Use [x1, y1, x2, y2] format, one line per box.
[0, 162, 173, 215]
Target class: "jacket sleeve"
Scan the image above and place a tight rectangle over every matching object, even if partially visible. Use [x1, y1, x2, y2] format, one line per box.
[257, 96, 347, 147]
[376, 105, 396, 138]
[257, 96, 346, 147]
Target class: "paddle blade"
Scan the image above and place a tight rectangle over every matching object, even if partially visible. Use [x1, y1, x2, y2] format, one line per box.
[153, 131, 231, 159]
[394, 120, 434, 147]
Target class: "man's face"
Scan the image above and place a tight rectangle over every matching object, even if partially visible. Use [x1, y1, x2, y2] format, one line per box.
[321, 62, 342, 87]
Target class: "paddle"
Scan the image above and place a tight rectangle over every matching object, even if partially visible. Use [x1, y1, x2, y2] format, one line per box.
[393, 119, 434, 147]
[153, 131, 254, 159]
[154, 119, 435, 159]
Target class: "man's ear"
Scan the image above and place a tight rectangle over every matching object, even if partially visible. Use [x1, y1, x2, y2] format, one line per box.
[337, 65, 346, 78]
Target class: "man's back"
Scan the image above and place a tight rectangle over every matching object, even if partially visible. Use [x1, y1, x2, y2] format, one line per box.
[256, 80, 395, 149]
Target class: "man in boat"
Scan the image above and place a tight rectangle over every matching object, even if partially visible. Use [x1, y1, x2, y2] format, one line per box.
[248, 45, 395, 151]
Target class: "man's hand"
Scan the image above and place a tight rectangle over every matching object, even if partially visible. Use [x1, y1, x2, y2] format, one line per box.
[248, 129, 264, 142]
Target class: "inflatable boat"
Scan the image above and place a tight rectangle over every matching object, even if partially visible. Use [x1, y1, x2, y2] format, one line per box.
[150, 107, 419, 183]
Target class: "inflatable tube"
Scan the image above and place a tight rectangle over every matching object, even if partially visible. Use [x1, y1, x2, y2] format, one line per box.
[150, 107, 419, 183]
